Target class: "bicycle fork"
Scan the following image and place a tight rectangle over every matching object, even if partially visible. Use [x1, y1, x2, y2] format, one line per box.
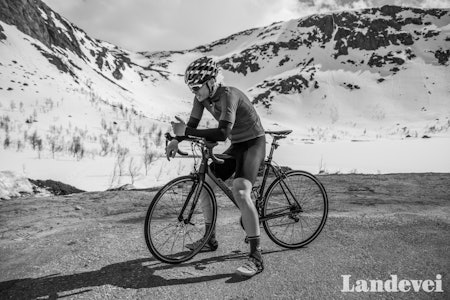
[177, 152, 210, 225]
[177, 178, 203, 225]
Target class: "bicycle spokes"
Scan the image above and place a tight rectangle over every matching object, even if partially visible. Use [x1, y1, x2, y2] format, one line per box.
[144, 176, 217, 264]
[262, 171, 328, 248]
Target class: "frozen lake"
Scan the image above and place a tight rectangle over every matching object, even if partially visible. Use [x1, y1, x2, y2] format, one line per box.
[273, 137, 450, 174]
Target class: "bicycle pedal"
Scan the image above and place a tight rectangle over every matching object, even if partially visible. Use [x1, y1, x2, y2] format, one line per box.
[244, 236, 249, 244]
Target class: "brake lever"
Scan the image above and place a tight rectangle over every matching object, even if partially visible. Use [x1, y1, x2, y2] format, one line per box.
[205, 141, 224, 164]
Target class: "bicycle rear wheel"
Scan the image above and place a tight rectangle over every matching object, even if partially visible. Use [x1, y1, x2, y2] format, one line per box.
[262, 170, 328, 248]
[144, 175, 217, 264]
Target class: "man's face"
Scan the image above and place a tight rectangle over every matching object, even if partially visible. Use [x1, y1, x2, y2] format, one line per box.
[189, 81, 210, 102]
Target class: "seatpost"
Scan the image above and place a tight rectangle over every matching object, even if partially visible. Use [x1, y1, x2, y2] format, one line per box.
[258, 136, 279, 199]
[267, 137, 279, 163]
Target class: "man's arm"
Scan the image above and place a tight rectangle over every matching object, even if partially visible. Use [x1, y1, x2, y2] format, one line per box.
[175, 116, 201, 142]
[184, 90, 237, 142]
[185, 120, 232, 142]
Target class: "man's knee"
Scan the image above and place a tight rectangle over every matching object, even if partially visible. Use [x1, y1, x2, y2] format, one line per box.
[232, 178, 252, 201]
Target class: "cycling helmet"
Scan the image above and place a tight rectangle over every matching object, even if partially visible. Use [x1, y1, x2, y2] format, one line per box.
[184, 57, 219, 86]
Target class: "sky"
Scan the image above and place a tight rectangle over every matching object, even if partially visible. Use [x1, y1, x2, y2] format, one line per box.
[42, 0, 450, 52]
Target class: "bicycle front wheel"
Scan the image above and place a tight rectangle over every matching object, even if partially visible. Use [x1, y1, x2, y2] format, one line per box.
[262, 170, 328, 248]
[144, 175, 217, 264]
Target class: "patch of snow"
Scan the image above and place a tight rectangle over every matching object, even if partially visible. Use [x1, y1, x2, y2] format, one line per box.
[0, 171, 33, 200]
[38, 7, 48, 21]
[50, 11, 72, 41]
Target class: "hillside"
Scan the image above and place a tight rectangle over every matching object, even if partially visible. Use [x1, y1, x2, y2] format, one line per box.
[0, 1, 449, 191]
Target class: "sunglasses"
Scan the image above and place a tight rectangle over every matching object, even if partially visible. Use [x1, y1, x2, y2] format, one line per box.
[189, 83, 204, 93]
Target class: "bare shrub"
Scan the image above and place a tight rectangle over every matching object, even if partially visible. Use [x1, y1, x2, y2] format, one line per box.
[99, 135, 110, 156]
[69, 136, 84, 160]
[149, 123, 158, 135]
[37, 138, 43, 159]
[47, 134, 64, 159]
[142, 136, 154, 175]
[106, 126, 114, 136]
[128, 157, 142, 185]
[29, 130, 39, 150]
[135, 124, 143, 136]
[155, 129, 163, 146]
[101, 118, 107, 130]
[116, 146, 129, 177]
[109, 146, 130, 187]
[3, 135, 11, 149]
[143, 151, 158, 176]
[47, 125, 64, 158]
[16, 140, 24, 152]
[23, 130, 28, 144]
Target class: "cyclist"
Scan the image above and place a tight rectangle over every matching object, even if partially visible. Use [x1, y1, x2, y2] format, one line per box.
[166, 56, 266, 277]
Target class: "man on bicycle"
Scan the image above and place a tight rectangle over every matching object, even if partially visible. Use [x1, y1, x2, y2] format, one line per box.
[166, 56, 266, 277]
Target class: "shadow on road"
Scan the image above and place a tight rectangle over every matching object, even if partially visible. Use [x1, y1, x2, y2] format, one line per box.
[1, 249, 292, 299]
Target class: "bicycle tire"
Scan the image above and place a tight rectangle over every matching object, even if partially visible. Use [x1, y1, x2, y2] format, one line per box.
[262, 170, 328, 248]
[144, 175, 217, 264]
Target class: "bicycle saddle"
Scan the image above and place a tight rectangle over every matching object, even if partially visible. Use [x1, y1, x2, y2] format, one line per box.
[265, 130, 293, 136]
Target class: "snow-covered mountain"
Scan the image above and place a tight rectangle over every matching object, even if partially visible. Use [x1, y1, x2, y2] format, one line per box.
[1, 0, 449, 192]
[2, 1, 449, 137]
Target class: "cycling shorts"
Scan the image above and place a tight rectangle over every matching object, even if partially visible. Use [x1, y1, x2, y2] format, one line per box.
[209, 135, 266, 185]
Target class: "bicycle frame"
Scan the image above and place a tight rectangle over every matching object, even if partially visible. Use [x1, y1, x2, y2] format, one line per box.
[183, 136, 303, 224]
[146, 132, 328, 263]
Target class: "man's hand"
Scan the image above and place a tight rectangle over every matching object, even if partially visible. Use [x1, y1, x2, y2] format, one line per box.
[171, 116, 187, 137]
[165, 139, 179, 161]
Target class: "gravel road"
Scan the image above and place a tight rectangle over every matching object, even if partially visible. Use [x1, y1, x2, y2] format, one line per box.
[0, 173, 449, 299]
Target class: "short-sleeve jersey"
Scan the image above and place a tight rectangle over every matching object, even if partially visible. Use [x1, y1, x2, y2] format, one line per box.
[190, 86, 265, 143]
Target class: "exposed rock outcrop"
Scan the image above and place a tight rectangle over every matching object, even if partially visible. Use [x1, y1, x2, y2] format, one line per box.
[0, 0, 132, 80]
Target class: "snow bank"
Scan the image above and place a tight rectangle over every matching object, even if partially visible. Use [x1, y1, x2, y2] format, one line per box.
[0, 171, 33, 200]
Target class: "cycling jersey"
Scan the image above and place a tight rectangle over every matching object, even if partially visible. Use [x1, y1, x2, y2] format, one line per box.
[190, 86, 265, 143]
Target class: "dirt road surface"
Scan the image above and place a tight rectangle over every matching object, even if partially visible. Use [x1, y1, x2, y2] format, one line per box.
[1, 173, 449, 299]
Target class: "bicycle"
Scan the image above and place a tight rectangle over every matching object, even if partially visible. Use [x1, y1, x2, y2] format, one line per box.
[144, 130, 328, 264]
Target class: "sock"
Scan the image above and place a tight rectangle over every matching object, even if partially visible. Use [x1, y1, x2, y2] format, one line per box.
[205, 223, 216, 241]
[247, 236, 262, 261]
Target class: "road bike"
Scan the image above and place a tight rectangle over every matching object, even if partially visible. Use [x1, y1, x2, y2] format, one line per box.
[144, 130, 328, 264]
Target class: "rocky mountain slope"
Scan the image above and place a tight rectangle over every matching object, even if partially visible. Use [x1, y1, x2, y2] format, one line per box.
[213, 6, 450, 106]
[1, 1, 449, 126]
[0, 0, 172, 103]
